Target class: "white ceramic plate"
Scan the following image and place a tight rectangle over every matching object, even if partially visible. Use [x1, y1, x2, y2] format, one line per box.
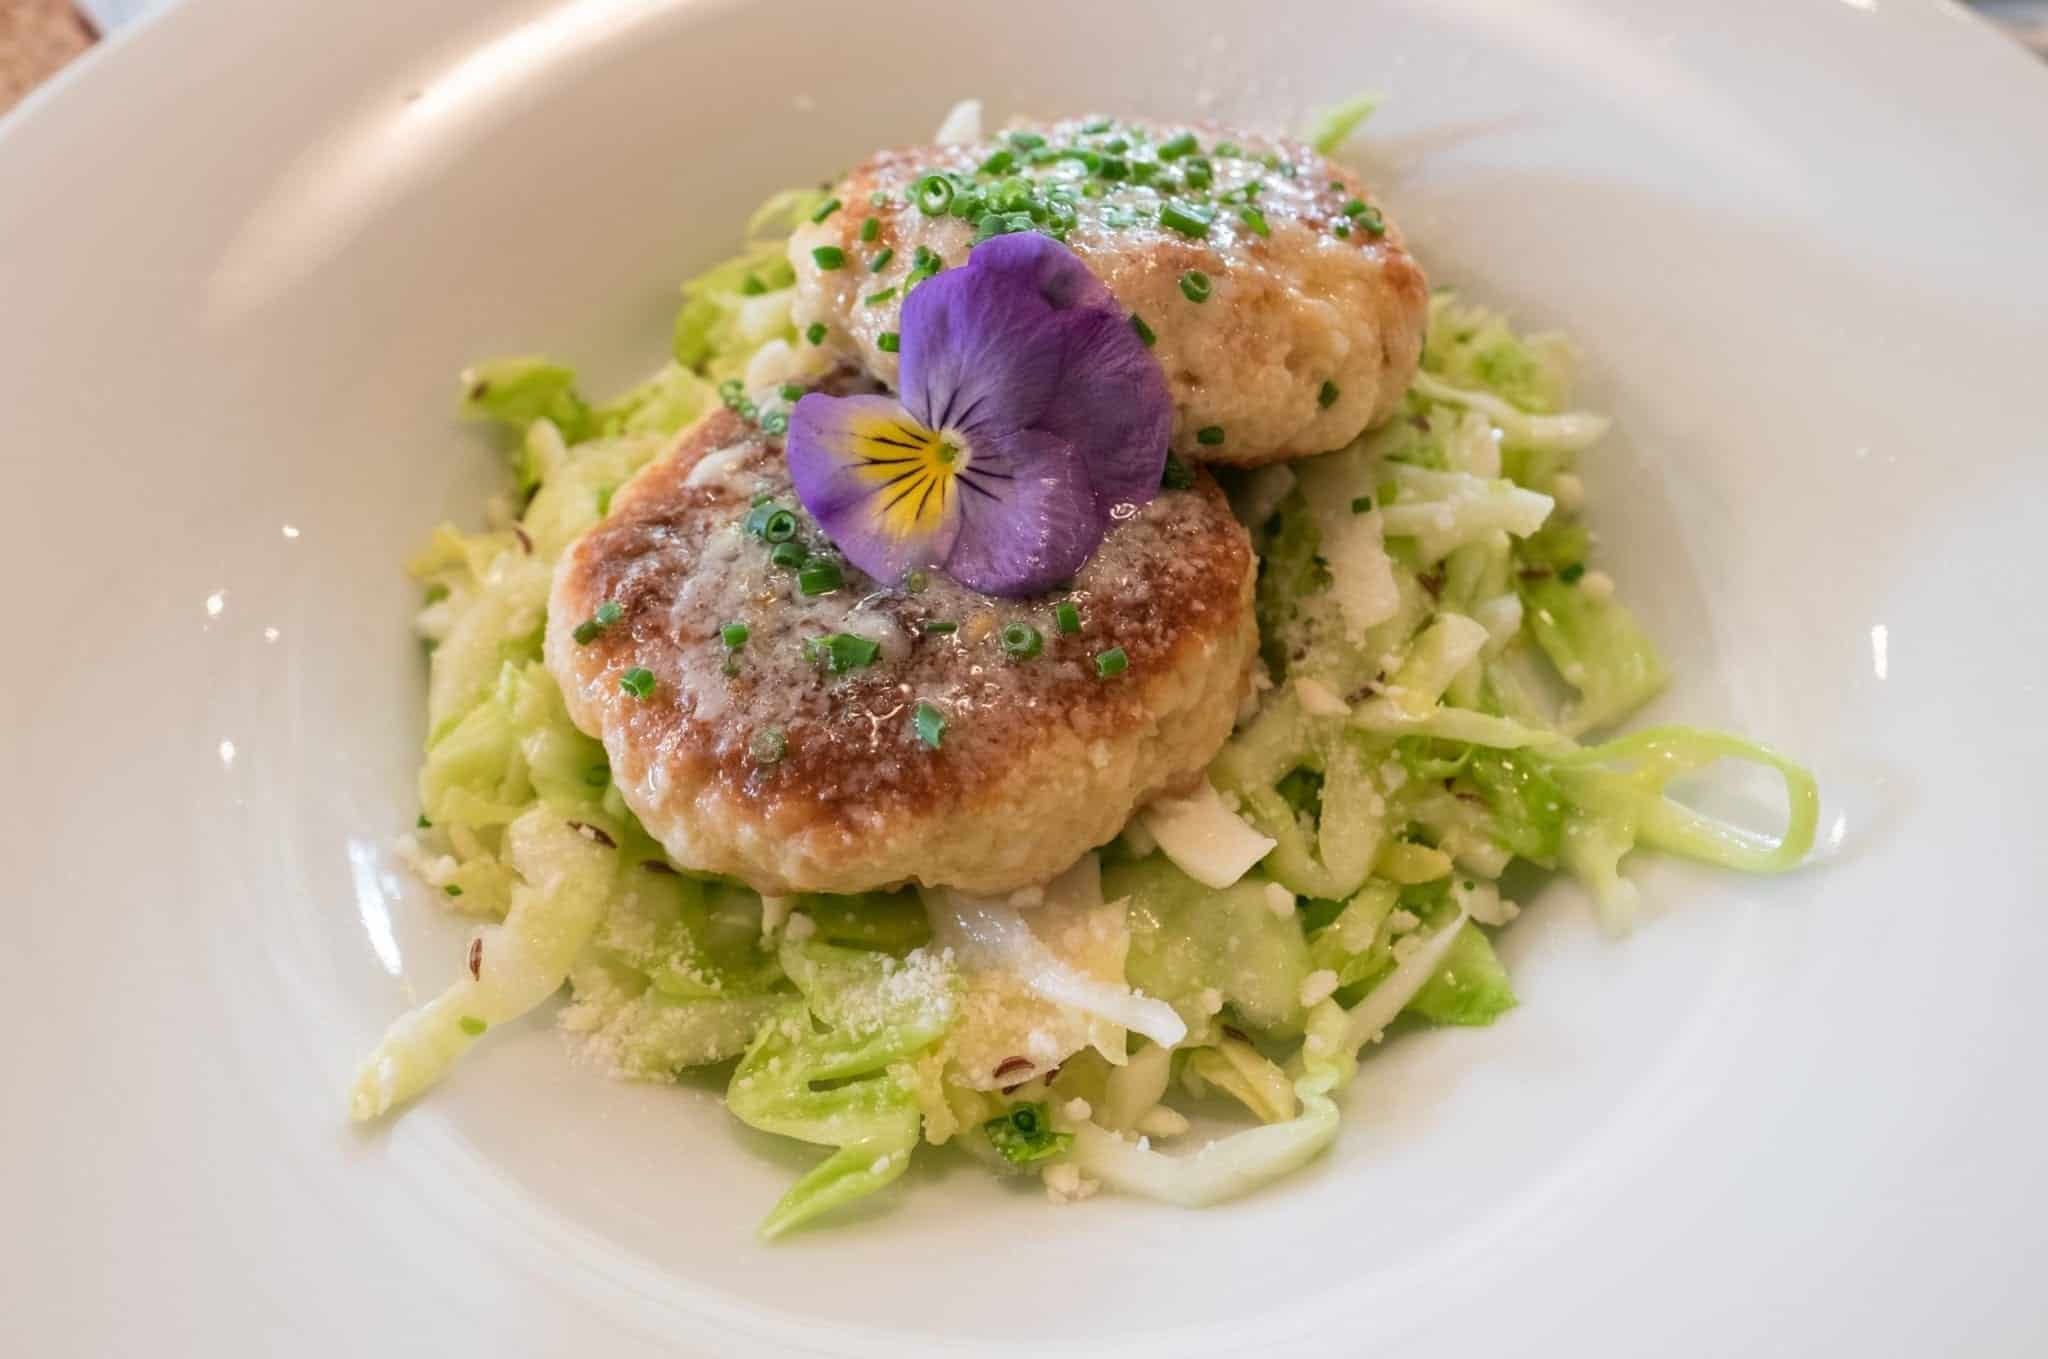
[6, 2, 2046, 1354]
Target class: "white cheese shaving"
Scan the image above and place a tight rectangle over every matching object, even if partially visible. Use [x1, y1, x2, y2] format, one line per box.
[1473, 593, 1523, 652]
[933, 98, 983, 144]
[1342, 911, 1470, 1051]
[741, 336, 830, 395]
[1299, 969, 1340, 1008]
[1118, 816, 1159, 858]
[1298, 451, 1399, 637]
[683, 442, 756, 489]
[1139, 780, 1277, 890]
[1551, 472, 1585, 512]
[1264, 882, 1296, 919]
[1293, 676, 1350, 717]
[1453, 878, 1519, 926]
[1135, 1106, 1191, 1139]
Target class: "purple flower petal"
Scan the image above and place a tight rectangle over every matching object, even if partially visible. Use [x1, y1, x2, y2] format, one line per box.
[786, 391, 962, 586]
[789, 233, 1173, 600]
[900, 234, 1169, 517]
[944, 428, 1105, 596]
[897, 240, 1069, 436]
[1033, 303, 1175, 511]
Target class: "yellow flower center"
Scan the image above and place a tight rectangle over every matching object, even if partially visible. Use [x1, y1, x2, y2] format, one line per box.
[848, 412, 972, 542]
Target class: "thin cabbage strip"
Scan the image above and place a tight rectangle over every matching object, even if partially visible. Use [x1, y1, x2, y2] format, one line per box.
[350, 810, 616, 1119]
[1548, 725, 1820, 875]
[1069, 912, 1471, 1206]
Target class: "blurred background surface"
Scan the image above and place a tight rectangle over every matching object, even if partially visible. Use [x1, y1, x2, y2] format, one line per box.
[4, 0, 2046, 116]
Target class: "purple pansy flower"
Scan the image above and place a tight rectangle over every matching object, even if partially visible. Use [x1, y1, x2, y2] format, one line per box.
[786, 232, 1172, 597]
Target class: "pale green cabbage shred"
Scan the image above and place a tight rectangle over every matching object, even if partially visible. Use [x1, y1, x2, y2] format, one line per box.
[350, 187, 1818, 1238]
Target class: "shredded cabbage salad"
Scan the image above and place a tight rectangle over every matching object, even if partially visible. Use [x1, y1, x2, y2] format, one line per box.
[350, 176, 1817, 1239]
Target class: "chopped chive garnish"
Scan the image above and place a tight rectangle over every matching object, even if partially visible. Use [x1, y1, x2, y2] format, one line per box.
[1008, 130, 1047, 151]
[1318, 379, 1340, 408]
[721, 622, 750, 650]
[1102, 137, 1128, 154]
[739, 274, 766, 296]
[876, 331, 900, 353]
[803, 633, 880, 672]
[1560, 562, 1588, 584]
[870, 246, 895, 272]
[1355, 202, 1386, 236]
[770, 541, 807, 569]
[1351, 495, 1373, 513]
[913, 245, 942, 272]
[1237, 205, 1270, 237]
[1080, 117, 1113, 134]
[1182, 157, 1213, 190]
[972, 210, 1036, 242]
[1054, 601, 1082, 635]
[810, 246, 846, 269]
[1160, 454, 1196, 490]
[444, 884, 463, 897]
[458, 1016, 486, 1036]
[1000, 622, 1043, 659]
[923, 620, 957, 635]
[573, 600, 624, 645]
[620, 667, 656, 698]
[798, 557, 844, 595]
[778, 382, 805, 401]
[979, 148, 1016, 175]
[750, 728, 787, 764]
[805, 322, 828, 345]
[761, 509, 799, 542]
[416, 814, 431, 829]
[1334, 221, 1352, 238]
[1196, 425, 1225, 446]
[1213, 140, 1242, 158]
[913, 700, 947, 749]
[1096, 155, 1130, 181]
[864, 287, 899, 306]
[859, 216, 880, 242]
[1179, 269, 1212, 303]
[905, 568, 930, 593]
[1094, 647, 1129, 678]
[1159, 200, 1214, 238]
[1158, 131, 1199, 160]
[759, 409, 788, 436]
[810, 197, 842, 223]
[1129, 313, 1157, 347]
